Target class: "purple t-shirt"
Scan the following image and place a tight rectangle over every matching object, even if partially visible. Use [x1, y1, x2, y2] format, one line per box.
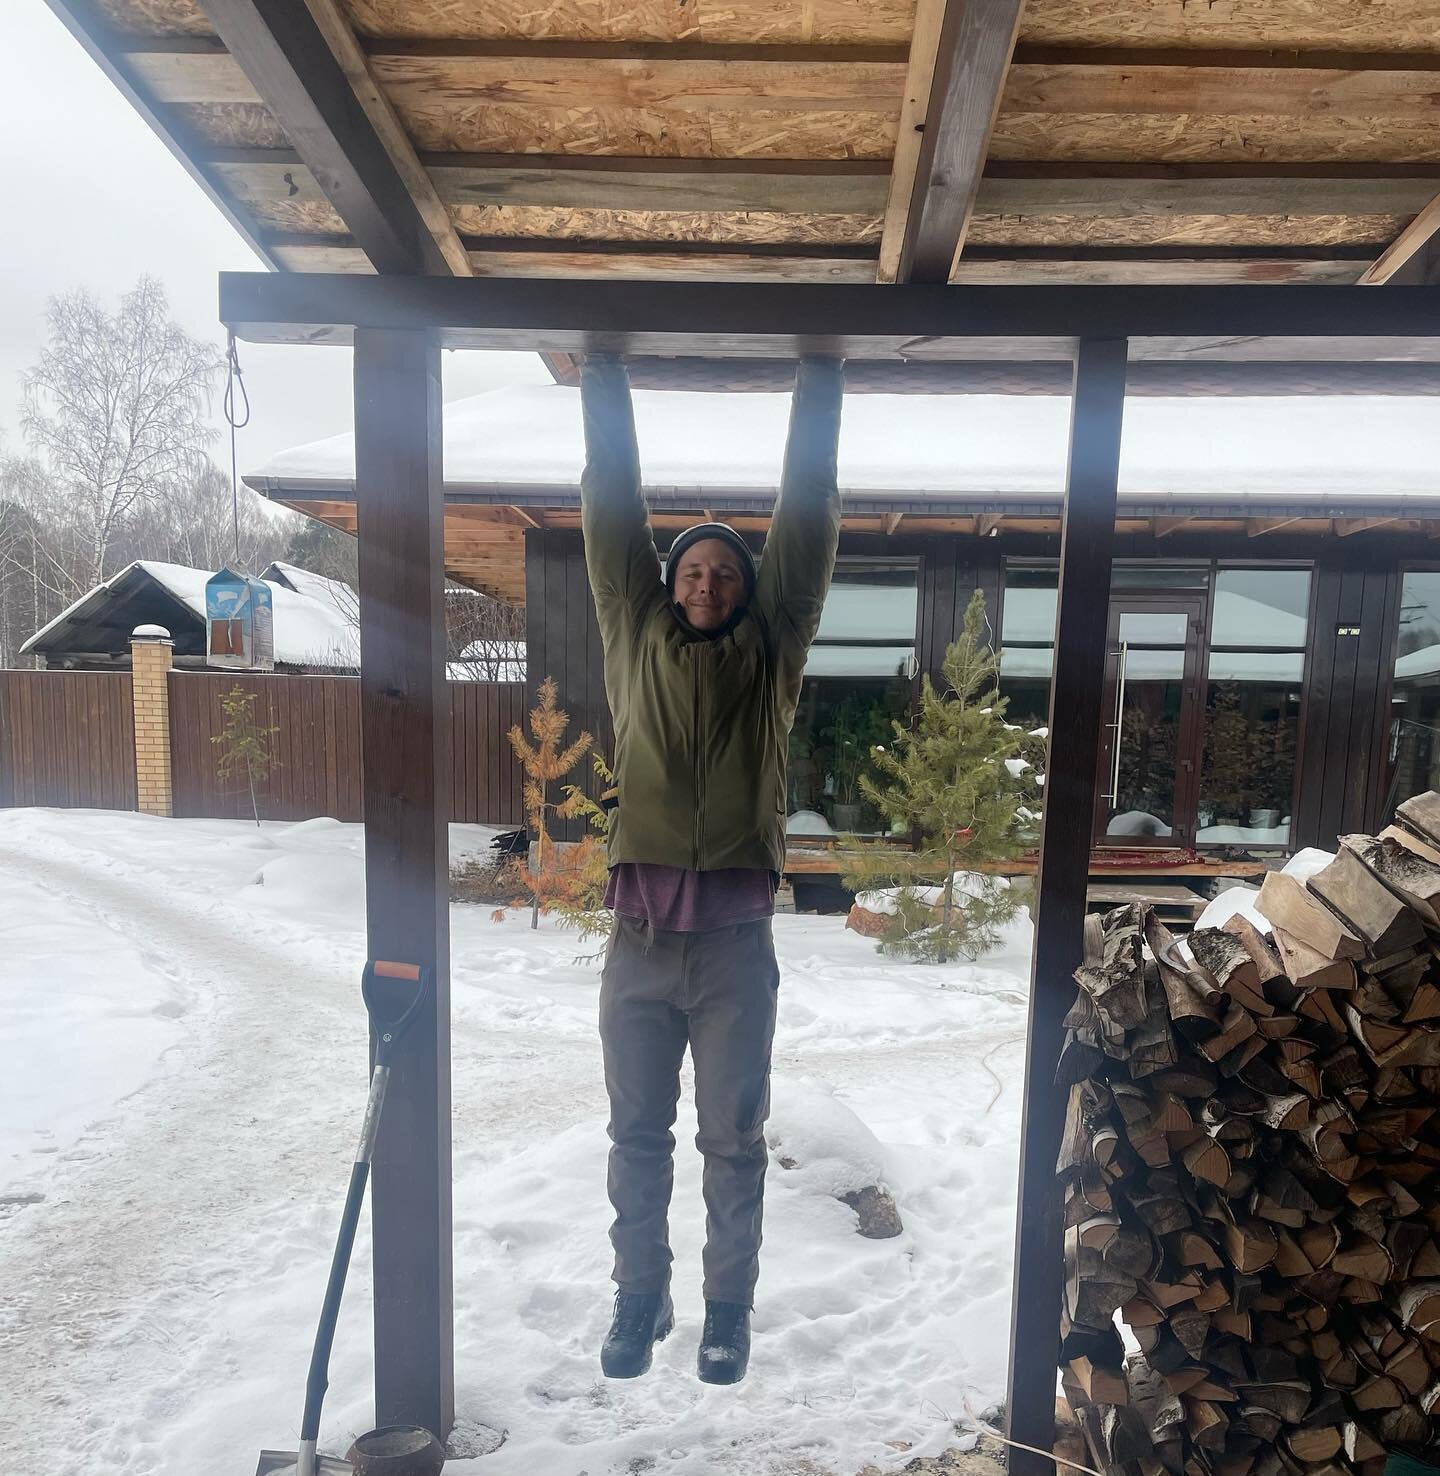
[604, 862, 777, 933]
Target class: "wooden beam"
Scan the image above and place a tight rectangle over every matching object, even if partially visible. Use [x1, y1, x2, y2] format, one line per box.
[1247, 516, 1307, 537]
[219, 274, 1440, 355]
[897, 0, 1027, 284]
[976, 173, 1440, 219]
[353, 327, 453, 1437]
[1155, 516, 1195, 537]
[1336, 515, 1401, 536]
[1006, 337, 1127, 1476]
[187, 3, 453, 274]
[977, 513, 1003, 537]
[298, 0, 470, 276]
[1002, 61, 1440, 120]
[1359, 192, 1440, 286]
[131, 43, 907, 110]
[876, 0, 948, 283]
[426, 154, 889, 215]
[884, 511, 906, 535]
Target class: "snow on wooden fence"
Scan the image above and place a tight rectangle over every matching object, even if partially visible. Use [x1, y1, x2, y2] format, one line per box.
[0, 670, 136, 811]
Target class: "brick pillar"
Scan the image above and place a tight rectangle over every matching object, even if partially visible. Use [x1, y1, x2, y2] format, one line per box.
[130, 625, 174, 817]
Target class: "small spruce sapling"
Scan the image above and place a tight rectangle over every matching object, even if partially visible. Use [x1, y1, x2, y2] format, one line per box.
[845, 590, 1043, 963]
[210, 684, 279, 826]
[507, 676, 593, 929]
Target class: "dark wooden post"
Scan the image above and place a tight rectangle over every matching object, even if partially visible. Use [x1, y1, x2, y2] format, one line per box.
[1006, 337, 1128, 1471]
[353, 327, 454, 1440]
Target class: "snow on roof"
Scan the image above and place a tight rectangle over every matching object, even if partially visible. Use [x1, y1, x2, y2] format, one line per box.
[21, 560, 360, 669]
[252, 385, 1440, 502]
[260, 561, 357, 618]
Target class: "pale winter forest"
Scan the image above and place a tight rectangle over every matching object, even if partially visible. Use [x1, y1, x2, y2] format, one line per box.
[0, 277, 522, 671]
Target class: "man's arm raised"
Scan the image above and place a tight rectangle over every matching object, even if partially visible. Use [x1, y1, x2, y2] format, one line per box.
[753, 358, 845, 652]
[580, 354, 663, 630]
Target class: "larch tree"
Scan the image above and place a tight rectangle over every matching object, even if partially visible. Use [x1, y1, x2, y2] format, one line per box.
[507, 676, 594, 930]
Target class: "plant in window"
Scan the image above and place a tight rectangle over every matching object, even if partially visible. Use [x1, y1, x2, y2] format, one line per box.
[843, 590, 1044, 963]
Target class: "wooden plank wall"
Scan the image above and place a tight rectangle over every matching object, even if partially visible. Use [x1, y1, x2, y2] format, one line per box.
[916, 537, 1003, 681]
[167, 672, 524, 825]
[0, 670, 137, 811]
[1292, 554, 1400, 851]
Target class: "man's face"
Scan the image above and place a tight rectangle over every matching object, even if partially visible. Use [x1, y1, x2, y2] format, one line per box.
[673, 538, 746, 631]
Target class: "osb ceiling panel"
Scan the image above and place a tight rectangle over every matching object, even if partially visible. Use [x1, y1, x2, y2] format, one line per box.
[171, 101, 290, 150]
[1018, 0, 1440, 53]
[448, 204, 882, 243]
[95, 0, 212, 35]
[343, 0, 915, 44]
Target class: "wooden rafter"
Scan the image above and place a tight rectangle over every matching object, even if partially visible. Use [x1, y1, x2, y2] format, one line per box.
[1247, 516, 1306, 538]
[1359, 192, 1440, 286]
[876, 0, 947, 284]
[1155, 516, 1195, 538]
[1336, 515, 1401, 536]
[298, 0, 470, 277]
[896, 0, 1027, 284]
[191, 1, 459, 275]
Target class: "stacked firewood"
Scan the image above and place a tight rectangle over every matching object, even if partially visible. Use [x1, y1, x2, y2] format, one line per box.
[1058, 793, 1440, 1476]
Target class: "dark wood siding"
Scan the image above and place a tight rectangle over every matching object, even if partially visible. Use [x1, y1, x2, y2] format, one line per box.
[0, 670, 136, 810]
[1293, 553, 1400, 850]
[525, 529, 613, 837]
[917, 538, 1003, 680]
[168, 672, 524, 826]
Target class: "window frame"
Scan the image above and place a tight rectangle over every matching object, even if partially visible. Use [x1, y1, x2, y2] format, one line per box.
[999, 556, 1315, 852]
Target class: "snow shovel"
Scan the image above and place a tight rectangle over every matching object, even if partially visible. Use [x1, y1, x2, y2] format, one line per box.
[256, 960, 439, 1476]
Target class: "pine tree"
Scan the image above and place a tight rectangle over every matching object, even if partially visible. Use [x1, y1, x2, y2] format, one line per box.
[844, 590, 1043, 963]
[507, 676, 593, 929]
[210, 685, 279, 826]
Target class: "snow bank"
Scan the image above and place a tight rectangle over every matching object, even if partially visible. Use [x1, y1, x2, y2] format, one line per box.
[1197, 884, 1269, 933]
[2, 809, 1033, 1476]
[766, 1076, 888, 1198]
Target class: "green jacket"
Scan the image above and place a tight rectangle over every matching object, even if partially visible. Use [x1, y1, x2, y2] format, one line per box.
[580, 357, 844, 873]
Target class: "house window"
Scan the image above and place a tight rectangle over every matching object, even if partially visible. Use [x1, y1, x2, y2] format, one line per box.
[1389, 571, 1440, 812]
[787, 560, 918, 837]
[1198, 569, 1310, 847]
[997, 566, 1057, 731]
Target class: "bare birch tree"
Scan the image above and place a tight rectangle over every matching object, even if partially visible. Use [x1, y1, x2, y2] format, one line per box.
[21, 277, 222, 592]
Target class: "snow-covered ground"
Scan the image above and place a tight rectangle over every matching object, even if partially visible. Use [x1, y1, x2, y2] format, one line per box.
[0, 808, 1033, 1476]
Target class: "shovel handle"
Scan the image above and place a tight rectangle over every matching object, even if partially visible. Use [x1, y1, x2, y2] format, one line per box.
[361, 960, 431, 1066]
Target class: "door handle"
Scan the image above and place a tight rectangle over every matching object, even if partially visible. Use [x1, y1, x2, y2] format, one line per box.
[1107, 641, 1129, 805]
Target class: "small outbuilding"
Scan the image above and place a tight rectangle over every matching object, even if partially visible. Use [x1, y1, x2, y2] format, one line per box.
[20, 560, 360, 674]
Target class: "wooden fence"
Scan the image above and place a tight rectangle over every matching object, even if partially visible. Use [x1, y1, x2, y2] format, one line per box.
[0, 670, 137, 810]
[169, 672, 526, 825]
[0, 669, 525, 826]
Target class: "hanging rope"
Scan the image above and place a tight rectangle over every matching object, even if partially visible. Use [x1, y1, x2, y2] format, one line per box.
[222, 332, 251, 568]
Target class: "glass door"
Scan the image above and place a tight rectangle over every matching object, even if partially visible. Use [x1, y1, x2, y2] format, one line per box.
[1094, 596, 1207, 847]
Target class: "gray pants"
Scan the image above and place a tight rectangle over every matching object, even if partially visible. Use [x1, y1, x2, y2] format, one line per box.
[599, 915, 779, 1307]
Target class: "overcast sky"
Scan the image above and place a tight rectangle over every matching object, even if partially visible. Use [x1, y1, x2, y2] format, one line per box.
[0, 2, 550, 477]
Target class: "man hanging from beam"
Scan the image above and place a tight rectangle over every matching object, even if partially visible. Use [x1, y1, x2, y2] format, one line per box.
[580, 351, 844, 1386]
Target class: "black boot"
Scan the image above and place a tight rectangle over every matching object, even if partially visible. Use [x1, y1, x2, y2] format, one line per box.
[600, 1289, 674, 1379]
[697, 1299, 751, 1385]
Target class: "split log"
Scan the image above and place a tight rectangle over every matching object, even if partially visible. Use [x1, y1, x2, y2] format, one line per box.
[1308, 846, 1425, 955]
[1257, 872, 1364, 961]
